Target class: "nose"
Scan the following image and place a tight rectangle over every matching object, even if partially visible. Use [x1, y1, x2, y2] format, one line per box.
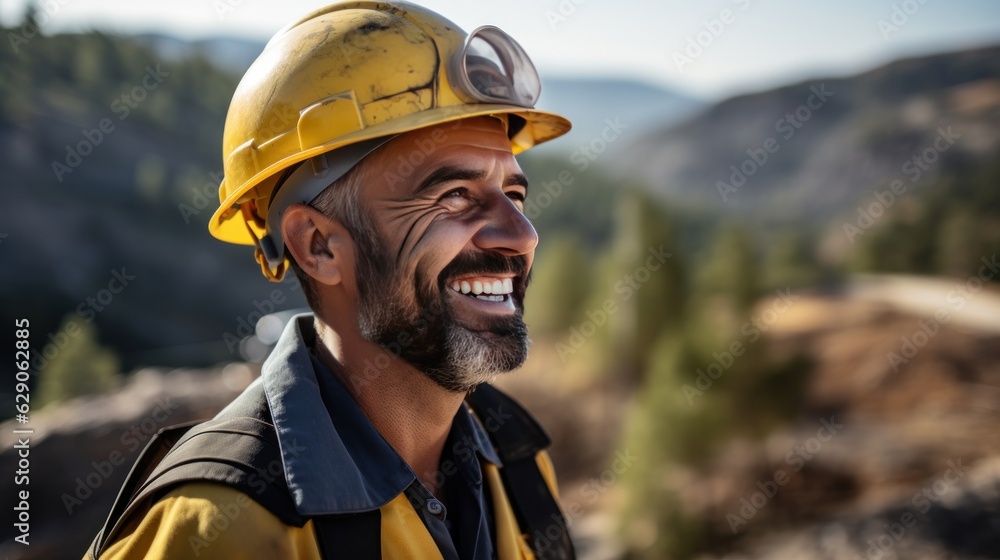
[471, 193, 539, 257]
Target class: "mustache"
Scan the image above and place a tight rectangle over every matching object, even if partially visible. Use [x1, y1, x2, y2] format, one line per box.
[438, 251, 529, 288]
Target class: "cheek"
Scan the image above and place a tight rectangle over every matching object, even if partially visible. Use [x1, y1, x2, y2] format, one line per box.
[382, 205, 441, 257]
[423, 217, 479, 248]
[410, 219, 479, 290]
[386, 209, 478, 272]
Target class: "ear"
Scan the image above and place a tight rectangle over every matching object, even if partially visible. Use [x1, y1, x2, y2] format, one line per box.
[281, 204, 352, 288]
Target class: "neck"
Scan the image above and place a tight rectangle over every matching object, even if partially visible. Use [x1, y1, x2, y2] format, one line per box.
[312, 317, 465, 497]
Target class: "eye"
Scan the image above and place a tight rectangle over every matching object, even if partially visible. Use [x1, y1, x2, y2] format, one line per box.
[442, 187, 468, 199]
[505, 190, 526, 203]
[438, 187, 473, 210]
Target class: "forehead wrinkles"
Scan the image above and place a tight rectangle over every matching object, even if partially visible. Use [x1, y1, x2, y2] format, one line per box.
[432, 117, 512, 151]
[415, 149, 517, 195]
[374, 120, 512, 186]
[374, 146, 518, 206]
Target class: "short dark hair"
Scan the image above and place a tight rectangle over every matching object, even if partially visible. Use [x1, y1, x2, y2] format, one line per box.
[286, 152, 384, 310]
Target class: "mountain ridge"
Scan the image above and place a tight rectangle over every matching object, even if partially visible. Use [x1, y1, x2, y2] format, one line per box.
[610, 44, 1000, 224]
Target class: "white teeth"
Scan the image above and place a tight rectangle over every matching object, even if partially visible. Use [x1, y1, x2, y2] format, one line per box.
[474, 294, 504, 302]
[451, 277, 514, 297]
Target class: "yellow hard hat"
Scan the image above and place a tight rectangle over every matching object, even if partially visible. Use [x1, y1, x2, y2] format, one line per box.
[209, 0, 572, 281]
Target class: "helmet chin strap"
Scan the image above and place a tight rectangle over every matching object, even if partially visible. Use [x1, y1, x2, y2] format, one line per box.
[241, 204, 286, 282]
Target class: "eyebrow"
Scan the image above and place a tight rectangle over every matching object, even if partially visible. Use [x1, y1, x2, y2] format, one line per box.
[414, 167, 485, 195]
[505, 173, 529, 191]
[413, 166, 529, 195]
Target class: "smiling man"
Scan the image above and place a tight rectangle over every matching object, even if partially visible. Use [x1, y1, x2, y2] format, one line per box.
[300, 117, 538, 398]
[86, 2, 573, 559]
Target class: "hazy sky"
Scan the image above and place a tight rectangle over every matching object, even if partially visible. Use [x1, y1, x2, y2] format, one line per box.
[4, 0, 1000, 99]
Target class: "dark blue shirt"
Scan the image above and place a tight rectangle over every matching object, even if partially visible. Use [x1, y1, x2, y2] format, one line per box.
[259, 314, 500, 559]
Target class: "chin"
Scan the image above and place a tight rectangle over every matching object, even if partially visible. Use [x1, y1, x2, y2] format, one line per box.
[420, 326, 529, 392]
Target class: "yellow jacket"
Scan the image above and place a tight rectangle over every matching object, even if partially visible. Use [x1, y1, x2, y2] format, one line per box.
[100, 452, 559, 559]
[91, 315, 569, 559]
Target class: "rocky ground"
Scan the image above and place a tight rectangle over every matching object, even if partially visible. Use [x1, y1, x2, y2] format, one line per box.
[521, 276, 1000, 559]
[692, 278, 1000, 559]
[0, 363, 259, 559]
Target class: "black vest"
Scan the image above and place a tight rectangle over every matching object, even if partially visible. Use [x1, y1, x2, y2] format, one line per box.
[86, 381, 575, 560]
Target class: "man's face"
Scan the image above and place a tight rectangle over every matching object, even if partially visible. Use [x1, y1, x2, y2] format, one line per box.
[349, 116, 537, 392]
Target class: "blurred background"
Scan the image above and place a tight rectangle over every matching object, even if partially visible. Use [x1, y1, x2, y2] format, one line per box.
[2, 0, 999, 558]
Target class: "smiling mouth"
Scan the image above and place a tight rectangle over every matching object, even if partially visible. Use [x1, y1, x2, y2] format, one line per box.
[448, 276, 514, 303]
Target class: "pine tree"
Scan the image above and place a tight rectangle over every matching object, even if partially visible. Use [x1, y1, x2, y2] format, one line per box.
[36, 315, 119, 407]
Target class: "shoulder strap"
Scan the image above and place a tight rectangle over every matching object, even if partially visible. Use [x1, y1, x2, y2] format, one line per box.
[466, 384, 576, 560]
[85, 421, 197, 560]
[88, 381, 304, 559]
[313, 510, 382, 559]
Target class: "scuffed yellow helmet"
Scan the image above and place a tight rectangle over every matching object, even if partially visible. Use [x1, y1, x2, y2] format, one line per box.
[209, 1, 571, 281]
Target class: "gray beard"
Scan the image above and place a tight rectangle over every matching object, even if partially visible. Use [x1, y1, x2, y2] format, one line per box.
[357, 279, 530, 393]
[353, 232, 529, 393]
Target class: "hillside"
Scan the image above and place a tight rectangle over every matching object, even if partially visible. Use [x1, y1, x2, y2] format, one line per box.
[533, 76, 703, 154]
[0, 28, 290, 376]
[613, 45, 1000, 223]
